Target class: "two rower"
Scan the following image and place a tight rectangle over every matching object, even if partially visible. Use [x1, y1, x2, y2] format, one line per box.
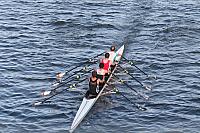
[98, 45, 118, 74]
[86, 63, 108, 99]
[86, 63, 109, 98]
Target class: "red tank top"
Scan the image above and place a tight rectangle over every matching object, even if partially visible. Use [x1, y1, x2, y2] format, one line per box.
[101, 59, 110, 71]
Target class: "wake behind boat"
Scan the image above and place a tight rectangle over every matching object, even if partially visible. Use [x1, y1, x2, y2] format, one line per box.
[70, 45, 125, 133]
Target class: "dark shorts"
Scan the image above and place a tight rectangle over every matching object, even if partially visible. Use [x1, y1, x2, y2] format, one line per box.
[98, 82, 105, 92]
[110, 64, 116, 72]
[97, 74, 103, 80]
[85, 90, 97, 99]
[104, 73, 109, 81]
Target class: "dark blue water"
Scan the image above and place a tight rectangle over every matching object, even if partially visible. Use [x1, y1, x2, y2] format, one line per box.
[0, 0, 200, 132]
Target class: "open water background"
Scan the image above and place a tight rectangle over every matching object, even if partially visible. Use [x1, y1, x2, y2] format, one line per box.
[0, 0, 200, 133]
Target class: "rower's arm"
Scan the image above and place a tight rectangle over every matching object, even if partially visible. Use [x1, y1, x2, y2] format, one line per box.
[97, 79, 100, 85]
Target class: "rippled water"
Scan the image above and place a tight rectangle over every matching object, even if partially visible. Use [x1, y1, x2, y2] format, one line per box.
[0, 0, 200, 133]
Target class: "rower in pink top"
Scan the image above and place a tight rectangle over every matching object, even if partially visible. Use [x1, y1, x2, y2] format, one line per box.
[100, 52, 111, 81]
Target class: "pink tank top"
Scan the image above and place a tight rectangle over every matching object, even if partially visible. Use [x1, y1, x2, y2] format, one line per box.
[101, 59, 110, 71]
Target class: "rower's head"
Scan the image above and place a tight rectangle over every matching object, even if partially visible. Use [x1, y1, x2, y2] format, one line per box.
[99, 63, 104, 69]
[110, 45, 115, 51]
[92, 70, 97, 77]
[105, 53, 110, 58]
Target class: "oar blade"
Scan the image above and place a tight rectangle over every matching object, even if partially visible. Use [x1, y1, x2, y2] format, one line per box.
[137, 104, 147, 111]
[41, 90, 52, 96]
[147, 75, 157, 80]
[145, 86, 152, 91]
[33, 101, 42, 106]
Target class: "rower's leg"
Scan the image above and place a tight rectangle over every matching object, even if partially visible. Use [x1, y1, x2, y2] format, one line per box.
[85, 91, 98, 99]
[104, 73, 109, 81]
[98, 82, 104, 92]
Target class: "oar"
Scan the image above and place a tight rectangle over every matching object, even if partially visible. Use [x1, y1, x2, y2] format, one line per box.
[52, 69, 83, 87]
[41, 77, 75, 96]
[122, 56, 156, 80]
[104, 82, 147, 111]
[118, 65, 151, 91]
[113, 88, 147, 111]
[113, 74, 149, 100]
[54, 66, 90, 86]
[33, 77, 88, 106]
[62, 51, 105, 76]
[41, 68, 93, 96]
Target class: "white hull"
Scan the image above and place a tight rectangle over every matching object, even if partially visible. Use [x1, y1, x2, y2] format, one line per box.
[70, 45, 125, 132]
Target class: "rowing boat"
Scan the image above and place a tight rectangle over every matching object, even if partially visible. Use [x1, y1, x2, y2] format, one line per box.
[69, 45, 125, 132]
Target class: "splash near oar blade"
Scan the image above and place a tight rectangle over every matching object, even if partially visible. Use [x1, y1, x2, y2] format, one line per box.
[33, 101, 42, 106]
[145, 86, 152, 91]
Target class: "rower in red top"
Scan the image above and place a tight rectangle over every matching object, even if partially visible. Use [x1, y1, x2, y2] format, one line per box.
[100, 53, 111, 81]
